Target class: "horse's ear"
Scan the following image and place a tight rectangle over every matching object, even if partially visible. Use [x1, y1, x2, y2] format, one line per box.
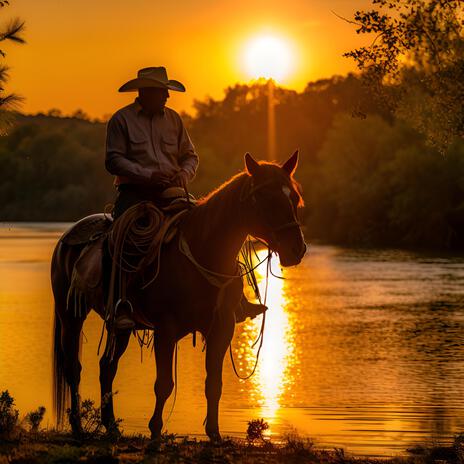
[282, 150, 299, 176]
[245, 152, 260, 177]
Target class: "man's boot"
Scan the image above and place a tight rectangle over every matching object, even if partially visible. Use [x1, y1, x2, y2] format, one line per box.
[114, 300, 136, 332]
[235, 296, 267, 323]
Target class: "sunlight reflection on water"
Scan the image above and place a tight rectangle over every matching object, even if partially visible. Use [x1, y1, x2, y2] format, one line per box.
[242, 251, 296, 430]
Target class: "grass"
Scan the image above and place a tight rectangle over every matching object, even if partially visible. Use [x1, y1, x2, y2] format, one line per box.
[0, 431, 380, 464]
[3, 427, 464, 464]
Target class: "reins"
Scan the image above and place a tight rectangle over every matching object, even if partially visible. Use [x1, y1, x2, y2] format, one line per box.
[178, 175, 302, 380]
[179, 230, 273, 380]
[229, 242, 272, 380]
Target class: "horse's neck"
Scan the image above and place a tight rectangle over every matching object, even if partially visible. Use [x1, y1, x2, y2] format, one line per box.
[184, 176, 249, 274]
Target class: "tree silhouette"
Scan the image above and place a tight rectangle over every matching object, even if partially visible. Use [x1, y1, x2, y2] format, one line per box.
[0, 1, 25, 131]
[344, 0, 464, 152]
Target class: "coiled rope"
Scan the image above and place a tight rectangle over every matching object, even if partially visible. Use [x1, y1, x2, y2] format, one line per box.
[99, 201, 187, 357]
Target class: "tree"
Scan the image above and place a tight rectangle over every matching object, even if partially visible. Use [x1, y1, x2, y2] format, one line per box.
[344, 0, 464, 152]
[0, 1, 25, 131]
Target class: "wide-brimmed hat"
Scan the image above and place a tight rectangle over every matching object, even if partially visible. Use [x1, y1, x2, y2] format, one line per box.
[118, 67, 185, 92]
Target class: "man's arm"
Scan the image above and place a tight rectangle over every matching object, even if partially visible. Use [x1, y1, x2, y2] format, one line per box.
[177, 122, 199, 181]
[105, 115, 152, 184]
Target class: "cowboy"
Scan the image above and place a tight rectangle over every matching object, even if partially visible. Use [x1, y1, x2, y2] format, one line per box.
[105, 66, 266, 330]
[106, 67, 197, 219]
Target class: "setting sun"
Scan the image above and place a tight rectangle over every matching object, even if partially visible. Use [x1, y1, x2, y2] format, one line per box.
[243, 34, 295, 82]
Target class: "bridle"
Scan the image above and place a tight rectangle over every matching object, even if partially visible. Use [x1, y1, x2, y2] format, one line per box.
[240, 177, 301, 250]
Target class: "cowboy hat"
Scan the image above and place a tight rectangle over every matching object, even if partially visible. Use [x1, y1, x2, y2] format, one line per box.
[118, 67, 185, 92]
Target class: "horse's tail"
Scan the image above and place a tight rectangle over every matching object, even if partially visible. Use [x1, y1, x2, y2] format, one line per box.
[52, 310, 69, 427]
[51, 240, 83, 428]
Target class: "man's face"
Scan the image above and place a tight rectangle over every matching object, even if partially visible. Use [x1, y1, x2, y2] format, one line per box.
[138, 87, 169, 113]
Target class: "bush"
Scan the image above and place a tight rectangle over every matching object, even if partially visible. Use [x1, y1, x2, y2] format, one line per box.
[66, 395, 122, 438]
[25, 406, 46, 433]
[0, 390, 19, 438]
[246, 418, 269, 443]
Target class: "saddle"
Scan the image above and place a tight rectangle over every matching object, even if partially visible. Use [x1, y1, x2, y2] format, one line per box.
[62, 188, 194, 317]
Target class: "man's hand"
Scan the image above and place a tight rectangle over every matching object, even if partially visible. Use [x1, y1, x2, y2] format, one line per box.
[149, 171, 170, 188]
[170, 169, 189, 189]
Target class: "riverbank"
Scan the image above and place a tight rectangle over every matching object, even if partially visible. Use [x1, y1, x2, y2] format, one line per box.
[1, 391, 463, 463]
[2, 431, 464, 464]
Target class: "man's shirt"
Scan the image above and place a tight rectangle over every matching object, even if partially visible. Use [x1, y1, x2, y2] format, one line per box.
[105, 99, 199, 186]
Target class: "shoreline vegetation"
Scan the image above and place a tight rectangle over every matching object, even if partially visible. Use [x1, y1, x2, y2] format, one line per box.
[4, 433, 462, 464]
[1, 75, 464, 250]
[1, 391, 464, 464]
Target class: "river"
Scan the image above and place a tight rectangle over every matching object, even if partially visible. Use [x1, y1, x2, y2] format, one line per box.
[1, 222, 464, 456]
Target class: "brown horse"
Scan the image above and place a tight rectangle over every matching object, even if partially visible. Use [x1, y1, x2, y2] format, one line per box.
[51, 151, 306, 440]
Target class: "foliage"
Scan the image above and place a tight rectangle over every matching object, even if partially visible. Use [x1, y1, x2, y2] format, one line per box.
[308, 113, 464, 248]
[284, 432, 316, 462]
[0, 75, 378, 222]
[65, 396, 122, 438]
[246, 418, 269, 442]
[0, 113, 113, 221]
[0, 1, 25, 131]
[345, 0, 464, 152]
[0, 390, 19, 438]
[24, 406, 46, 433]
[2, 75, 464, 249]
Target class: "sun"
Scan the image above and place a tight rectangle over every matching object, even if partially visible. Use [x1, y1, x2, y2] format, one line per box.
[243, 34, 294, 82]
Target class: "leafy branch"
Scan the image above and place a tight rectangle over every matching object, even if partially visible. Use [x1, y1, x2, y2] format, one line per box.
[343, 0, 464, 152]
[0, 2, 25, 131]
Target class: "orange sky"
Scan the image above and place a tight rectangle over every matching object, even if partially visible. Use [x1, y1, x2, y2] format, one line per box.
[7, 0, 372, 118]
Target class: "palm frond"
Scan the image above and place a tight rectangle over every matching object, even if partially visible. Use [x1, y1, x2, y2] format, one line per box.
[0, 17, 25, 44]
[0, 93, 21, 135]
[0, 92, 23, 110]
[0, 64, 10, 85]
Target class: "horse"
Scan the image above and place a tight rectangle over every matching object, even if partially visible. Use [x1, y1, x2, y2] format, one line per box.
[51, 151, 306, 440]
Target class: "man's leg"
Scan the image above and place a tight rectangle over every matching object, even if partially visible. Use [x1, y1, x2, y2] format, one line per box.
[113, 185, 142, 220]
[235, 295, 267, 323]
[111, 185, 143, 331]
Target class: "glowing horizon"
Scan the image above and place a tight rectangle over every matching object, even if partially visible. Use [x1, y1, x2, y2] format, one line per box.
[6, 0, 373, 118]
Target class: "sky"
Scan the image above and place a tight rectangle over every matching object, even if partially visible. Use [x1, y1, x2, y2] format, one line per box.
[6, 0, 373, 118]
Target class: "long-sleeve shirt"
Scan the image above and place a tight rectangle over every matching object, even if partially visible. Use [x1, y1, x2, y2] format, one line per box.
[105, 99, 199, 186]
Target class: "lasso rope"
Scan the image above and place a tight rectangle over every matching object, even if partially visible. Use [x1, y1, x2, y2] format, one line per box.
[99, 202, 187, 358]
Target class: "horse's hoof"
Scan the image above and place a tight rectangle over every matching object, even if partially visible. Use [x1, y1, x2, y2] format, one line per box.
[146, 438, 161, 453]
[71, 429, 84, 440]
[105, 424, 122, 441]
[207, 432, 222, 444]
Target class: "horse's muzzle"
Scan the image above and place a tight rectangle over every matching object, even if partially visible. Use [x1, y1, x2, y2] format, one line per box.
[279, 240, 307, 267]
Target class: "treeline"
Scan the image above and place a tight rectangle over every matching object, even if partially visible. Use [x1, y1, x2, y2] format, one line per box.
[1, 74, 464, 249]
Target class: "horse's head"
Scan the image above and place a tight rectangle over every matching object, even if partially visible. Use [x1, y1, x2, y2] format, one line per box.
[242, 151, 307, 267]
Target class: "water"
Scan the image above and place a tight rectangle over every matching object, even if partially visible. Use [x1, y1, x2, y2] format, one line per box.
[1, 223, 464, 456]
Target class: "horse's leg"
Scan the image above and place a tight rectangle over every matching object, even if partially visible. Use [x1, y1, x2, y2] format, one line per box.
[148, 331, 176, 440]
[204, 314, 235, 441]
[60, 316, 85, 436]
[99, 331, 131, 434]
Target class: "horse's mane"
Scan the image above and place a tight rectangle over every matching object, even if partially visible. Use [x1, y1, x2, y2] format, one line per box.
[197, 171, 247, 206]
[182, 160, 304, 253]
[197, 161, 304, 207]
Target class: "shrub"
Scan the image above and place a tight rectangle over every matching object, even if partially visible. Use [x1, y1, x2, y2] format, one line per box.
[25, 406, 46, 433]
[0, 390, 19, 438]
[246, 418, 269, 443]
[66, 395, 122, 438]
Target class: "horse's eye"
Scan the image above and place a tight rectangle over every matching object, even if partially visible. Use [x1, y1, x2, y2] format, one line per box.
[282, 186, 291, 198]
